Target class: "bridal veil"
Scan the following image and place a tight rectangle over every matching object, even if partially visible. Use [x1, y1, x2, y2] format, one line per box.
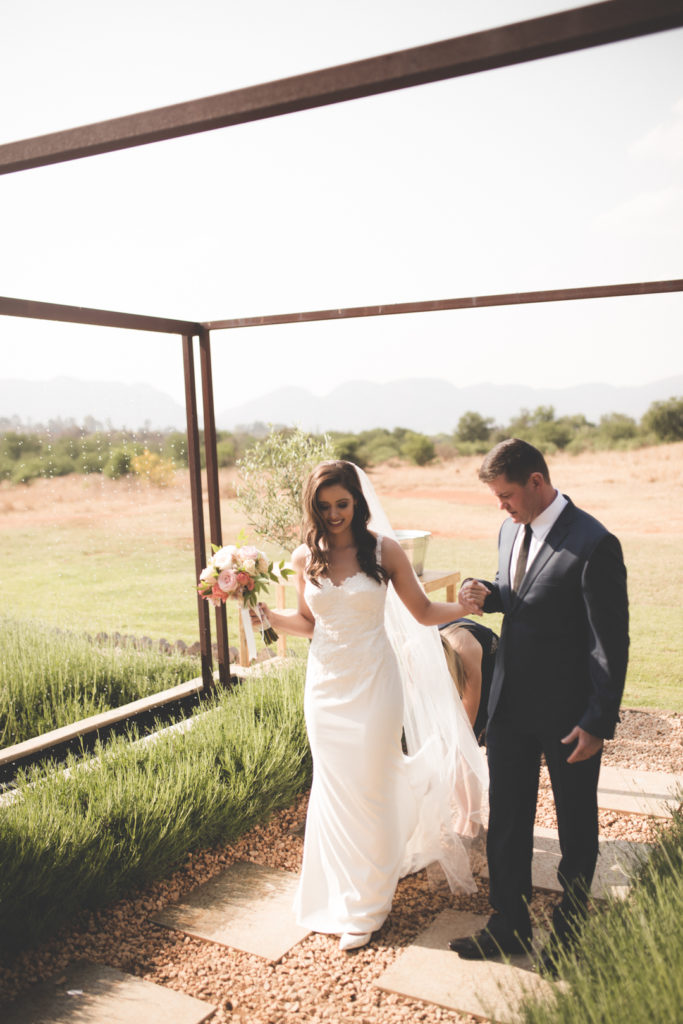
[357, 464, 488, 892]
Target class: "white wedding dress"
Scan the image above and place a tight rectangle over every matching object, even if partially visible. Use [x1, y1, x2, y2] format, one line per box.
[294, 536, 485, 935]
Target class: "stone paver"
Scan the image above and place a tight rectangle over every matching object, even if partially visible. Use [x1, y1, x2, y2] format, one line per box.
[151, 861, 309, 962]
[481, 826, 652, 899]
[375, 909, 559, 1024]
[1, 961, 215, 1024]
[598, 765, 683, 817]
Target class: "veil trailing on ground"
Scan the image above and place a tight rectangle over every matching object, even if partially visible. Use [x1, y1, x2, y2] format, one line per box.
[357, 465, 488, 893]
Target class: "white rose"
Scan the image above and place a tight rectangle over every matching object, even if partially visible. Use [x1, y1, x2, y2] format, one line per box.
[213, 545, 237, 570]
[242, 558, 256, 573]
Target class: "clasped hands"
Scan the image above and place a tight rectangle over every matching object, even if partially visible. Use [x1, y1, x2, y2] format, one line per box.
[458, 579, 490, 616]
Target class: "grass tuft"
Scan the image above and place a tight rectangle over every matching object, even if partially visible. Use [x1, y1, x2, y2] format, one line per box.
[0, 617, 201, 746]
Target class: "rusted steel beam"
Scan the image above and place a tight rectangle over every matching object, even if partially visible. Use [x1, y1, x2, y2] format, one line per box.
[199, 328, 231, 688]
[183, 334, 215, 692]
[0, 295, 199, 335]
[204, 279, 683, 331]
[1, 1, 682, 174]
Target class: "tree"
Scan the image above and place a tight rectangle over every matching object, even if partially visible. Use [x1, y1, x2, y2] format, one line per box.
[641, 396, 683, 442]
[236, 427, 335, 554]
[400, 432, 435, 466]
[331, 434, 366, 467]
[456, 411, 494, 443]
[597, 412, 638, 444]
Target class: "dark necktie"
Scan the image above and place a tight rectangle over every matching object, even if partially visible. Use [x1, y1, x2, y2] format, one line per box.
[512, 523, 533, 592]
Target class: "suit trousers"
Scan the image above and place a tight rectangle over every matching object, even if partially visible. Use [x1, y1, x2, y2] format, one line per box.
[485, 707, 602, 939]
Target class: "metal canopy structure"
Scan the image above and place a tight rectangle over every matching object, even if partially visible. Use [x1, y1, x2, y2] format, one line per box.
[1, 0, 682, 729]
[1, 0, 682, 175]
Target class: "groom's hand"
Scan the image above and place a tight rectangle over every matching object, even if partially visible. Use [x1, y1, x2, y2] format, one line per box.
[459, 579, 490, 613]
[562, 725, 603, 763]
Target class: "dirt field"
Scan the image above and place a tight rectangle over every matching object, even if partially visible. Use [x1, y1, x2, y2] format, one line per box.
[1, 441, 681, 539]
[370, 442, 683, 538]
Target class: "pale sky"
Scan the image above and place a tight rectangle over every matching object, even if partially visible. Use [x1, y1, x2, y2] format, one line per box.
[1, 0, 682, 410]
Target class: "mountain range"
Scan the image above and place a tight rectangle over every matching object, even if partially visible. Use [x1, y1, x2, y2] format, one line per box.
[1, 374, 681, 435]
[219, 375, 682, 434]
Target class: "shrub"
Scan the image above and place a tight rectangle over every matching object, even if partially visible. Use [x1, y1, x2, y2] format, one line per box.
[331, 434, 367, 468]
[1, 432, 41, 460]
[360, 442, 400, 466]
[401, 432, 435, 465]
[77, 450, 105, 474]
[131, 449, 175, 487]
[642, 396, 683, 442]
[216, 436, 237, 467]
[452, 439, 492, 457]
[597, 412, 638, 444]
[104, 447, 133, 479]
[11, 458, 43, 485]
[162, 431, 189, 468]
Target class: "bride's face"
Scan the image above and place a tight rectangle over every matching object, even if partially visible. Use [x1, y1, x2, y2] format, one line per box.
[316, 484, 355, 537]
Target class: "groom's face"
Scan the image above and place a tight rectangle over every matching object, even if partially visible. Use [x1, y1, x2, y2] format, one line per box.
[487, 472, 546, 524]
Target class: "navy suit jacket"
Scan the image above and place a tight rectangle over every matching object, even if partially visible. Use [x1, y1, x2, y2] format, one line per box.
[481, 497, 629, 739]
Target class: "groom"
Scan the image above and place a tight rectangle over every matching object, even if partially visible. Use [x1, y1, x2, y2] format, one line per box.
[450, 439, 629, 967]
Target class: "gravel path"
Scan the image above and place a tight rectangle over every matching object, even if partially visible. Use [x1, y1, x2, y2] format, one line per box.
[0, 708, 681, 1024]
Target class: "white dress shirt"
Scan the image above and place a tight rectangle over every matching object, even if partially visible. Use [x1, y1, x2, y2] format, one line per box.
[510, 489, 568, 582]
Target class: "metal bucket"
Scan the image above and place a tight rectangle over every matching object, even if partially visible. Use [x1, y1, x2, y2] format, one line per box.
[395, 529, 431, 576]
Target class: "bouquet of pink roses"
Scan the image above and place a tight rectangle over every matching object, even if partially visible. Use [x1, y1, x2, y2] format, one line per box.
[197, 543, 291, 644]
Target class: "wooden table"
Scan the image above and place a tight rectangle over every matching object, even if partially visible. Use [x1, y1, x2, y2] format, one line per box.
[419, 568, 461, 602]
[238, 567, 461, 666]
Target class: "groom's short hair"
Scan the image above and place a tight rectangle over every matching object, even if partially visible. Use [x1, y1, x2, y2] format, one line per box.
[478, 438, 550, 485]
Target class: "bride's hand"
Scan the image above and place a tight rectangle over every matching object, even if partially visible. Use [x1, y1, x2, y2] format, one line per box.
[248, 602, 270, 629]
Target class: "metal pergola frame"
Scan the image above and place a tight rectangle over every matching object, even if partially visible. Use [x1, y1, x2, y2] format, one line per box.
[1, 0, 682, 765]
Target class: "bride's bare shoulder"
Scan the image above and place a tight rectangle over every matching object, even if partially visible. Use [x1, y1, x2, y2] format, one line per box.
[379, 535, 402, 556]
[378, 535, 407, 571]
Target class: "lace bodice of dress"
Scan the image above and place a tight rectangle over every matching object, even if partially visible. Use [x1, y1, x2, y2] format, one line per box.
[304, 537, 387, 651]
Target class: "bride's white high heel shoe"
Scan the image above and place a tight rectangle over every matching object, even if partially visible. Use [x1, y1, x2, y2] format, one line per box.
[339, 931, 372, 951]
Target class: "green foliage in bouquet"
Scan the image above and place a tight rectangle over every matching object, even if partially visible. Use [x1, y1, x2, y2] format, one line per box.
[236, 427, 335, 554]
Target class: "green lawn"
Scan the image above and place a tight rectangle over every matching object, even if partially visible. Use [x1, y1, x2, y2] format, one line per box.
[0, 479, 680, 713]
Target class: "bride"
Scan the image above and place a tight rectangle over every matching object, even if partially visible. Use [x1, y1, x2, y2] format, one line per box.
[252, 460, 487, 951]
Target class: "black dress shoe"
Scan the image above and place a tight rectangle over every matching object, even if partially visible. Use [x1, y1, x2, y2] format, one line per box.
[536, 929, 578, 978]
[449, 927, 531, 960]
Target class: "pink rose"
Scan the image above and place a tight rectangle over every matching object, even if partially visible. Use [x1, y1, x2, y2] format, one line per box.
[239, 545, 260, 561]
[217, 568, 239, 594]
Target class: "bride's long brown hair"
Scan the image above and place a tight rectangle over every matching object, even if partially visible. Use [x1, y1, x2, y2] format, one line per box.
[303, 461, 388, 587]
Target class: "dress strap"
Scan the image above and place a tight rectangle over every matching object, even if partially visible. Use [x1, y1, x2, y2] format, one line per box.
[376, 533, 383, 566]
